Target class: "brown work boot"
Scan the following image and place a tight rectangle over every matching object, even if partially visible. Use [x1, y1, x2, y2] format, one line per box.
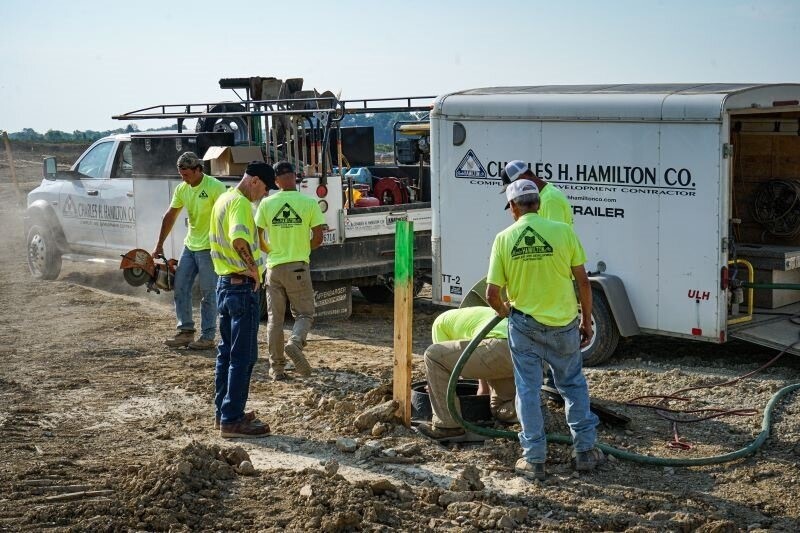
[573, 448, 606, 472]
[220, 418, 270, 439]
[284, 342, 311, 376]
[214, 410, 258, 430]
[515, 458, 547, 481]
[164, 330, 194, 347]
[188, 337, 216, 350]
[415, 422, 466, 443]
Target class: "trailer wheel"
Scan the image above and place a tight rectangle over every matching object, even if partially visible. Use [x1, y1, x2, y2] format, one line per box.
[27, 224, 62, 280]
[196, 103, 249, 144]
[581, 290, 620, 367]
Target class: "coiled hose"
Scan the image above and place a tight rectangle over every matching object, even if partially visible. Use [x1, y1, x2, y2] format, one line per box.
[445, 315, 800, 466]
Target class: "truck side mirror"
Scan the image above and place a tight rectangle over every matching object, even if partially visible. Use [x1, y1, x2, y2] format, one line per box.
[43, 157, 57, 180]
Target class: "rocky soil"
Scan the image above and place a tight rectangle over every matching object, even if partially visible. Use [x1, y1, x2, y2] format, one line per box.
[1, 145, 799, 531]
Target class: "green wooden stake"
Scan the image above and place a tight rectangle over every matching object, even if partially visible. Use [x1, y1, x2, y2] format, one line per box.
[393, 220, 414, 426]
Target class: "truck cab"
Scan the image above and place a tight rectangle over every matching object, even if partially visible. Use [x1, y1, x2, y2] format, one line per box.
[26, 134, 134, 279]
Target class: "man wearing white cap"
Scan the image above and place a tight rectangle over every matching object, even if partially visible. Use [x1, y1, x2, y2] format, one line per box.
[485, 179, 603, 481]
[500, 159, 574, 391]
[501, 160, 572, 225]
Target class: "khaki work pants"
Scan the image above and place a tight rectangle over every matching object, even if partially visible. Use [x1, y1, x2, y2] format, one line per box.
[424, 338, 515, 429]
[266, 261, 315, 372]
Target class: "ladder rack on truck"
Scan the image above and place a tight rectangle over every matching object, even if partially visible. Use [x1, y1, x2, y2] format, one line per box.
[110, 77, 437, 317]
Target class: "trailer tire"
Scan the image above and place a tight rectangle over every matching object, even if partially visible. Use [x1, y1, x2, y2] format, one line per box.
[27, 224, 62, 280]
[581, 290, 620, 367]
[196, 103, 249, 144]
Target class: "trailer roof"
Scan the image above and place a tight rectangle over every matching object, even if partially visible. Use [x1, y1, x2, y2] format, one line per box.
[435, 83, 800, 121]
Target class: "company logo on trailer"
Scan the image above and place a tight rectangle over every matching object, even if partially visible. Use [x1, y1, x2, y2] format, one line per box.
[455, 149, 487, 178]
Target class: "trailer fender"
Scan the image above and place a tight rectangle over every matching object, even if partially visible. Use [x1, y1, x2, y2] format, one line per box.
[589, 273, 640, 337]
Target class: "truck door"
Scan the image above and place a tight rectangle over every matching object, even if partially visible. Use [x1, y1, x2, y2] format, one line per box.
[59, 139, 116, 250]
[101, 141, 137, 251]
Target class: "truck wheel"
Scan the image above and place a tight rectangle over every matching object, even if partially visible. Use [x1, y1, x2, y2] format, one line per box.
[358, 277, 425, 304]
[27, 224, 62, 280]
[196, 103, 249, 144]
[357, 284, 393, 304]
[581, 290, 620, 367]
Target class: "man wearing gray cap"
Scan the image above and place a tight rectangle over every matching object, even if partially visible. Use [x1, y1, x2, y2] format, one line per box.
[486, 179, 603, 481]
[501, 160, 573, 225]
[154, 152, 227, 350]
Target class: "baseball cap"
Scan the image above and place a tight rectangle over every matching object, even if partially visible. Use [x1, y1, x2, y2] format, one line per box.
[499, 160, 530, 192]
[273, 161, 295, 176]
[176, 152, 203, 170]
[505, 179, 539, 208]
[245, 161, 278, 190]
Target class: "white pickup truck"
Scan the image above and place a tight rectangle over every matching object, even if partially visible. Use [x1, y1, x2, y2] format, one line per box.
[26, 104, 434, 318]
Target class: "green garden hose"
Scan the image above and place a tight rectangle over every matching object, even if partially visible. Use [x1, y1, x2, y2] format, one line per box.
[445, 316, 800, 466]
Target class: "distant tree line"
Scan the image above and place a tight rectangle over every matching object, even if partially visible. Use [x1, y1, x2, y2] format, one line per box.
[8, 123, 178, 143]
[8, 111, 424, 145]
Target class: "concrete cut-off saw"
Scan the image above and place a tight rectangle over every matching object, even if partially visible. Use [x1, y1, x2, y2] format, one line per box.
[119, 249, 177, 294]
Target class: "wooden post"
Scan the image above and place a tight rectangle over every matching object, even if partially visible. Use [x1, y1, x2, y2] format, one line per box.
[393, 220, 414, 426]
[1, 131, 22, 206]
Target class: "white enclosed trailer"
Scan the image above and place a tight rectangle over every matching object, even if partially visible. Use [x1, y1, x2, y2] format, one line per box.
[430, 84, 800, 364]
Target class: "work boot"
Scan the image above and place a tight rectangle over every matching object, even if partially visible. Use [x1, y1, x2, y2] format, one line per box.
[414, 422, 466, 443]
[164, 330, 194, 347]
[492, 405, 519, 424]
[284, 342, 311, 376]
[515, 458, 547, 481]
[220, 418, 270, 439]
[214, 410, 257, 430]
[573, 448, 606, 472]
[188, 337, 216, 350]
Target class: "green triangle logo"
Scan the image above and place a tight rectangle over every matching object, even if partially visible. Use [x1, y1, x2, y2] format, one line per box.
[271, 202, 303, 225]
[511, 226, 553, 258]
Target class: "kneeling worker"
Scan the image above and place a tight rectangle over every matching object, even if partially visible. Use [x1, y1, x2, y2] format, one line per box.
[416, 306, 517, 442]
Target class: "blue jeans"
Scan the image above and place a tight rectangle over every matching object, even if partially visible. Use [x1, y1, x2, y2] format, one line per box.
[508, 310, 599, 463]
[174, 247, 218, 340]
[214, 277, 260, 425]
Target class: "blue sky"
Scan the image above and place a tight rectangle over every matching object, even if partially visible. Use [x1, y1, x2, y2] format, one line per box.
[1, 0, 798, 133]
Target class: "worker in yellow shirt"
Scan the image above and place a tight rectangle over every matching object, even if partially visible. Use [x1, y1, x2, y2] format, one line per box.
[154, 152, 227, 350]
[210, 162, 275, 439]
[486, 179, 603, 481]
[416, 306, 517, 443]
[500, 159, 573, 224]
[255, 161, 326, 381]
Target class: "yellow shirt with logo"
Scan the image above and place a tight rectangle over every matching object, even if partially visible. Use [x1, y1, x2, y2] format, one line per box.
[254, 191, 326, 268]
[209, 188, 265, 276]
[539, 183, 573, 225]
[486, 212, 586, 326]
[170, 174, 228, 251]
[432, 306, 508, 343]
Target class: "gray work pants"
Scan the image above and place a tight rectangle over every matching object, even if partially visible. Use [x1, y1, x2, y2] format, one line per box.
[424, 338, 515, 429]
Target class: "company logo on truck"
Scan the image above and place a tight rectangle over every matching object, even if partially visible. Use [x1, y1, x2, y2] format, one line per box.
[61, 194, 136, 227]
[455, 149, 488, 179]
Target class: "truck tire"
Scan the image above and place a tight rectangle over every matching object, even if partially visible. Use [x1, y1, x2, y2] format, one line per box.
[195, 103, 249, 144]
[357, 284, 393, 304]
[358, 277, 425, 304]
[26, 224, 62, 280]
[581, 289, 620, 366]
